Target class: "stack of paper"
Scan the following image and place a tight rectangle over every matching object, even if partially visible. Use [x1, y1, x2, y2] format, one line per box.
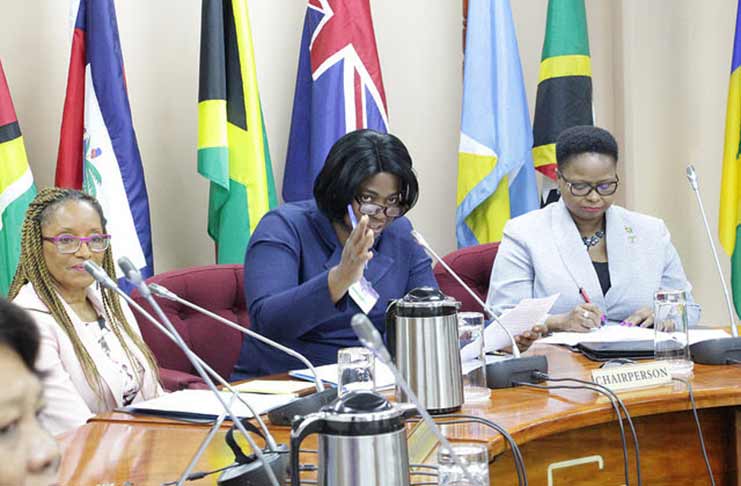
[124, 389, 296, 421]
[539, 326, 731, 347]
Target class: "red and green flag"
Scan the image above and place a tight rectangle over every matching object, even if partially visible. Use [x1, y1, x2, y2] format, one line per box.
[197, 0, 277, 263]
[0, 60, 35, 297]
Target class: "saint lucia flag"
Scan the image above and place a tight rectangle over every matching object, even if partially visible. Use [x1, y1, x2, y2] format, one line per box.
[719, 0, 741, 320]
[198, 0, 277, 263]
[56, 0, 154, 286]
[0, 60, 36, 297]
[456, 0, 539, 247]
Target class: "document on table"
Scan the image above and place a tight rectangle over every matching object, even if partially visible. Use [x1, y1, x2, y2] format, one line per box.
[123, 389, 296, 421]
[289, 361, 396, 391]
[538, 325, 731, 347]
[461, 294, 559, 360]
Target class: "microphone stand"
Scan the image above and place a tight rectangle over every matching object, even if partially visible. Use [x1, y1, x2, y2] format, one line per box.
[686, 165, 741, 364]
[98, 259, 283, 486]
[411, 231, 547, 387]
[147, 283, 339, 426]
[148, 284, 324, 391]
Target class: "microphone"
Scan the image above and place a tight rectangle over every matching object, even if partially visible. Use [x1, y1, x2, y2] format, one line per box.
[411, 230, 547, 387]
[351, 314, 478, 485]
[147, 283, 338, 426]
[113, 258, 285, 486]
[685, 165, 741, 364]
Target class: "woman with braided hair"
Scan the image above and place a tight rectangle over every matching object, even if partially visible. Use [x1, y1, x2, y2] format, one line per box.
[9, 187, 162, 435]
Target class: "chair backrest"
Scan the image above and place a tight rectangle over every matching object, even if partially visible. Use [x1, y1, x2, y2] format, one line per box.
[130, 264, 246, 380]
[433, 242, 500, 313]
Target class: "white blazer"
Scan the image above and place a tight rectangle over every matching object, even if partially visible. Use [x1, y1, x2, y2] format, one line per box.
[13, 283, 162, 436]
[486, 199, 699, 326]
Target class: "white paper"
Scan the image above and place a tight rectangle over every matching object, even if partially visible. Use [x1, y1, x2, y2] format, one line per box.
[127, 390, 296, 419]
[289, 361, 395, 391]
[538, 325, 731, 347]
[480, 294, 560, 353]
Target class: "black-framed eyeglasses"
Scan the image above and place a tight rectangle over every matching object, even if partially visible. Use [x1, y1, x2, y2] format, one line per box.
[558, 173, 620, 197]
[42, 234, 111, 254]
[354, 196, 406, 218]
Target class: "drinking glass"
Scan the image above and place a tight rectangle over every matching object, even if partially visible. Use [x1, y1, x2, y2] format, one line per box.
[654, 289, 693, 376]
[337, 346, 375, 396]
[458, 312, 489, 402]
[437, 443, 490, 486]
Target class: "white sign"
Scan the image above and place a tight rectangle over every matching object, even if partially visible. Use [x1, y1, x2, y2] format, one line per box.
[591, 362, 672, 392]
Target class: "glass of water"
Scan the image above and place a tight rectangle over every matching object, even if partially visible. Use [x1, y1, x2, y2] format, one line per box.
[337, 346, 375, 396]
[437, 443, 489, 486]
[654, 289, 693, 376]
[458, 312, 489, 402]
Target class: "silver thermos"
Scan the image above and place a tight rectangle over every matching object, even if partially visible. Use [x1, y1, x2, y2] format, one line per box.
[290, 390, 412, 486]
[386, 287, 464, 414]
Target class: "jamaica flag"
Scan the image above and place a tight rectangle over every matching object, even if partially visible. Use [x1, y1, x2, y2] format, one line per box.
[198, 0, 277, 263]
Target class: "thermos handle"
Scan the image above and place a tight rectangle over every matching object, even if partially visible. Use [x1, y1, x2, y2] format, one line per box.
[385, 299, 398, 361]
[289, 414, 326, 486]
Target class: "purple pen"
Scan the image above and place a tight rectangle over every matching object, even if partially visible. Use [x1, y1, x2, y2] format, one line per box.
[347, 204, 358, 228]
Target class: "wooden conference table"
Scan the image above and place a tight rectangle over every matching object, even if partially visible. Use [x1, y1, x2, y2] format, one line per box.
[55, 343, 741, 486]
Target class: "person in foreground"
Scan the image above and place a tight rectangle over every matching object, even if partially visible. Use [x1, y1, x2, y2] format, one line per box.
[486, 125, 698, 333]
[9, 188, 162, 435]
[0, 298, 60, 485]
[233, 130, 542, 379]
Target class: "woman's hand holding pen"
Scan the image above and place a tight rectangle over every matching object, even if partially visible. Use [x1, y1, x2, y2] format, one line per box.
[546, 303, 603, 332]
[328, 214, 374, 303]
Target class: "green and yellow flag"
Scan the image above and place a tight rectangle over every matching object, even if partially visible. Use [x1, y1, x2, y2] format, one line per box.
[0, 60, 35, 296]
[719, 0, 741, 320]
[197, 0, 277, 263]
[532, 0, 593, 186]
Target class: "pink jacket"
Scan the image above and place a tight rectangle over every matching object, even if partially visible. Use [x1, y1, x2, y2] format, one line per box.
[13, 283, 162, 435]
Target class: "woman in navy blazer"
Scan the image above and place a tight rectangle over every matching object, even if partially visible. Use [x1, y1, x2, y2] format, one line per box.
[232, 130, 438, 378]
[486, 126, 698, 332]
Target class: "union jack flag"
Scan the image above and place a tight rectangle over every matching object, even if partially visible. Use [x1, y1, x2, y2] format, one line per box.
[283, 0, 388, 202]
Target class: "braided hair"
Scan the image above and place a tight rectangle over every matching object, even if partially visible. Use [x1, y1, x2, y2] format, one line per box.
[8, 187, 160, 398]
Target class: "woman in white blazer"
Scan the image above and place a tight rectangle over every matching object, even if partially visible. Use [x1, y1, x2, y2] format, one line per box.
[486, 126, 698, 332]
[9, 188, 162, 435]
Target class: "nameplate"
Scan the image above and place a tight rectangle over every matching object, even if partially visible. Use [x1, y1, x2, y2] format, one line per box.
[591, 362, 671, 392]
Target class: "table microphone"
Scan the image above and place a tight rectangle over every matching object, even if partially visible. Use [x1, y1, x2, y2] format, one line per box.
[147, 282, 337, 425]
[351, 314, 477, 485]
[410, 230, 547, 387]
[84, 261, 275, 444]
[686, 165, 741, 364]
[114, 258, 285, 486]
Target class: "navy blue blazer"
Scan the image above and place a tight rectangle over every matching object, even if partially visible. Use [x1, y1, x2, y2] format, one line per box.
[232, 200, 436, 379]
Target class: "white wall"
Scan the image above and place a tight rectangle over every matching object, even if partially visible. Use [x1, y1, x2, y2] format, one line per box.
[1, 0, 738, 326]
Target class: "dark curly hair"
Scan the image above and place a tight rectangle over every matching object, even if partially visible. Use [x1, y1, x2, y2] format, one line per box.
[313, 129, 419, 222]
[556, 125, 619, 168]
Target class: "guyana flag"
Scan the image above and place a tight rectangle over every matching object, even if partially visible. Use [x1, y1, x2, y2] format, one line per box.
[532, 0, 593, 182]
[719, 0, 741, 321]
[198, 0, 277, 263]
[0, 60, 35, 297]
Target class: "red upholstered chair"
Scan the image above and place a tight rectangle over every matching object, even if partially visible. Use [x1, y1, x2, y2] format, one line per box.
[433, 242, 500, 313]
[130, 264, 246, 391]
